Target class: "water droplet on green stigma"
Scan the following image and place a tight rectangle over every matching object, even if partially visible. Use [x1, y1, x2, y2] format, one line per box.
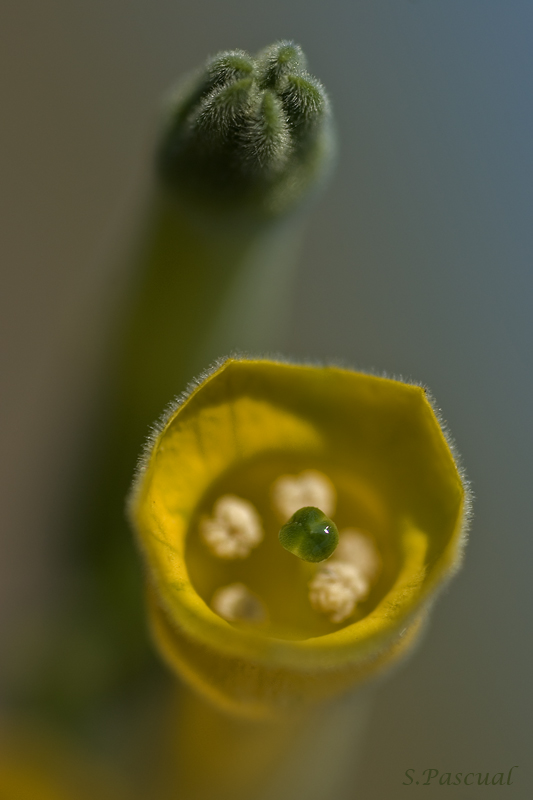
[278, 506, 339, 563]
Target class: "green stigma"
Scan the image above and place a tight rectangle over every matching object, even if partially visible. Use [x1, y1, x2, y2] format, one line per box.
[278, 507, 339, 563]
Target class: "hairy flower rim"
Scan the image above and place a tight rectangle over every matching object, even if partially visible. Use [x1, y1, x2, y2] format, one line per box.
[128, 356, 470, 673]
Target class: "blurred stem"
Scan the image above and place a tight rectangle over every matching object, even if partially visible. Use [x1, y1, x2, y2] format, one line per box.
[155, 685, 373, 800]
[47, 185, 305, 726]
[13, 42, 345, 797]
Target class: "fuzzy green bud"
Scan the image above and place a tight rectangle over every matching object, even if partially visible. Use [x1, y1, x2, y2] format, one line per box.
[279, 506, 339, 563]
[158, 41, 334, 217]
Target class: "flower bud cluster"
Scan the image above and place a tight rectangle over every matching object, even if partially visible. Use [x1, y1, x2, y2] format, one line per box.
[158, 41, 333, 215]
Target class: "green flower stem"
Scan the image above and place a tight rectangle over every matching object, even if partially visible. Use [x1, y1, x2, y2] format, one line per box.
[23, 45, 352, 800]
[30, 40, 334, 729]
[78, 188, 306, 697]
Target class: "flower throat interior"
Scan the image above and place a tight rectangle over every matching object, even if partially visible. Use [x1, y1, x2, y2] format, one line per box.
[185, 452, 399, 641]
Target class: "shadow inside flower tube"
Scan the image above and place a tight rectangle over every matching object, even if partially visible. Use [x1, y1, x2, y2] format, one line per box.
[129, 356, 469, 798]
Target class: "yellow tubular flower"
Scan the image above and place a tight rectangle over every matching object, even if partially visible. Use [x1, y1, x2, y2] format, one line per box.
[129, 357, 470, 723]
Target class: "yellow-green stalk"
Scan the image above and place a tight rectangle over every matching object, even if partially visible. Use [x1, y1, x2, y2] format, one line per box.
[26, 41, 334, 742]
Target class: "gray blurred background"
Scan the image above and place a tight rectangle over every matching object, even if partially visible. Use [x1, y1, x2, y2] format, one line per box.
[1, 0, 531, 796]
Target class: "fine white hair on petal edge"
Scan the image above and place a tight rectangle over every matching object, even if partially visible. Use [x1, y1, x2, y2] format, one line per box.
[127, 349, 472, 581]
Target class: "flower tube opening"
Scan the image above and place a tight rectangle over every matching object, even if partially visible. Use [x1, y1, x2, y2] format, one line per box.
[129, 357, 468, 718]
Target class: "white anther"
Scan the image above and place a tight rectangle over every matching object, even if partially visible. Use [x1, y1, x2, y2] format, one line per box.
[309, 562, 369, 624]
[211, 583, 267, 623]
[271, 469, 336, 520]
[335, 529, 382, 582]
[308, 530, 381, 623]
[199, 495, 263, 559]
